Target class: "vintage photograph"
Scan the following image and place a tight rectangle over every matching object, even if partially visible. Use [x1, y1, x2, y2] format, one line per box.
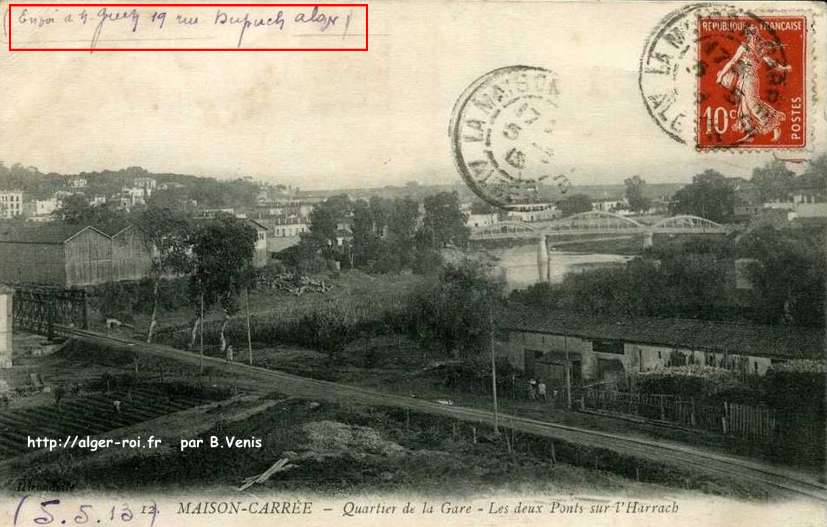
[0, 0, 825, 525]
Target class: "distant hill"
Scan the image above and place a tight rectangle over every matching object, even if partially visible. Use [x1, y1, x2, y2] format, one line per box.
[0, 161, 686, 209]
[301, 181, 683, 205]
[0, 163, 261, 209]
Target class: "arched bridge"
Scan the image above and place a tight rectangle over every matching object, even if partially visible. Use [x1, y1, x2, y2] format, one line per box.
[469, 211, 729, 247]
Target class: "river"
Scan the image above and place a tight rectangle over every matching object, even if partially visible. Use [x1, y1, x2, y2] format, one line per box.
[493, 244, 633, 291]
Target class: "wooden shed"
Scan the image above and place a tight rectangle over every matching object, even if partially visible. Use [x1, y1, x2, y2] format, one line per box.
[109, 225, 153, 282]
[0, 224, 114, 287]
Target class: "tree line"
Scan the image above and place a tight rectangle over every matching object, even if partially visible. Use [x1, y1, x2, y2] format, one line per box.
[669, 155, 827, 223]
[281, 191, 471, 275]
[512, 226, 825, 328]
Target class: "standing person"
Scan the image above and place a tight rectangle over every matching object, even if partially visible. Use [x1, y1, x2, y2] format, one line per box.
[528, 378, 537, 401]
[226, 344, 234, 363]
[538, 381, 547, 402]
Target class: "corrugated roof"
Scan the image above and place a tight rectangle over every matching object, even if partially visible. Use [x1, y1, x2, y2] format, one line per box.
[0, 224, 106, 244]
[500, 304, 825, 360]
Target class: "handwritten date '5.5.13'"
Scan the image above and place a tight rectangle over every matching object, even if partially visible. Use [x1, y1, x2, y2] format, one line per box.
[12, 496, 159, 527]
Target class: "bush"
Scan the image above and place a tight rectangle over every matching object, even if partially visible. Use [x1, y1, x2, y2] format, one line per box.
[88, 277, 190, 320]
[634, 366, 752, 401]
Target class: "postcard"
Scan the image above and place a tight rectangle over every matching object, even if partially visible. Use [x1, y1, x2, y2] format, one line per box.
[0, 1, 825, 526]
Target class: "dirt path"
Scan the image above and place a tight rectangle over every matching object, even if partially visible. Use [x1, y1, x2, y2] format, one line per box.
[61, 328, 827, 502]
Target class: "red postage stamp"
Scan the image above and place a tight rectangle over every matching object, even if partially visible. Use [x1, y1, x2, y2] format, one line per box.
[697, 15, 806, 149]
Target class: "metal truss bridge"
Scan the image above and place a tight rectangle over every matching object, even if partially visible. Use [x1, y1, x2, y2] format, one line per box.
[11, 286, 88, 339]
[469, 211, 729, 247]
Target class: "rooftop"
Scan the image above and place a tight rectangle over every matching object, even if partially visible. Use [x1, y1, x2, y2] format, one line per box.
[0, 224, 107, 244]
[500, 304, 825, 360]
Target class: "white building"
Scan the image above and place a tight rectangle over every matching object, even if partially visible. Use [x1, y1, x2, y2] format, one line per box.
[133, 177, 157, 193]
[271, 219, 309, 237]
[508, 204, 560, 222]
[69, 177, 87, 189]
[0, 190, 24, 219]
[793, 202, 827, 219]
[30, 198, 59, 217]
[591, 198, 627, 213]
[466, 213, 499, 228]
[122, 187, 149, 207]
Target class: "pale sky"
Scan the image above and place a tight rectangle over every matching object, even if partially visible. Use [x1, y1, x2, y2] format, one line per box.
[1, 1, 824, 190]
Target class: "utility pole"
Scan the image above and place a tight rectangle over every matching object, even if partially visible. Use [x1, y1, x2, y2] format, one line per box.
[199, 291, 204, 375]
[489, 287, 499, 435]
[564, 330, 572, 410]
[245, 287, 253, 365]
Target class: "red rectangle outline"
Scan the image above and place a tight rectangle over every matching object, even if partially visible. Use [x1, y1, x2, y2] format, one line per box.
[694, 14, 806, 149]
[8, 3, 368, 51]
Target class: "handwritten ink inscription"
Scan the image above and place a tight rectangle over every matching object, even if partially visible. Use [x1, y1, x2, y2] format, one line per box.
[6, 5, 367, 50]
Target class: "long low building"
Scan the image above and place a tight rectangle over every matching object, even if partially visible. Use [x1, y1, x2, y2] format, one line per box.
[0, 223, 152, 287]
[500, 305, 824, 387]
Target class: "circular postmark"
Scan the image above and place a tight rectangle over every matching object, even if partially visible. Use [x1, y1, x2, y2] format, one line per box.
[449, 66, 564, 210]
[639, 3, 803, 149]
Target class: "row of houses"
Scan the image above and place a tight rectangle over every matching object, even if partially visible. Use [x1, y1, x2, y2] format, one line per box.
[500, 305, 823, 384]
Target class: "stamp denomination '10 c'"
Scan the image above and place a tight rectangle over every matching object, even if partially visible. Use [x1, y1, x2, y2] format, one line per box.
[640, 4, 809, 150]
[697, 16, 806, 149]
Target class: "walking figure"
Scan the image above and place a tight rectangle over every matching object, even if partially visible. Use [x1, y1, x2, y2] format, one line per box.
[538, 381, 547, 402]
[528, 378, 537, 401]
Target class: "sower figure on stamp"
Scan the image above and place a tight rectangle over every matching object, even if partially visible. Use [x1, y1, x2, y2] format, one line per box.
[716, 25, 792, 144]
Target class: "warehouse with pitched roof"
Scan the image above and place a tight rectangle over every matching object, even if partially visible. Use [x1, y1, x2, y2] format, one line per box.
[0, 224, 115, 287]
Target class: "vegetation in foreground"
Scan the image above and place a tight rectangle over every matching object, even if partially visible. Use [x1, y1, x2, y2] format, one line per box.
[10, 396, 775, 500]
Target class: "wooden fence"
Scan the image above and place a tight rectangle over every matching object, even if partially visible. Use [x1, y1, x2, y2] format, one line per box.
[579, 387, 776, 442]
[724, 402, 776, 442]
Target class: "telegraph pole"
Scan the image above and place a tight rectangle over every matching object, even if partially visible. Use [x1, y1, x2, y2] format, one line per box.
[245, 287, 253, 365]
[199, 290, 205, 375]
[489, 287, 499, 435]
[564, 329, 572, 410]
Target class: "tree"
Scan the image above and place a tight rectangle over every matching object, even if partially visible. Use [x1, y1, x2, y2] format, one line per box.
[797, 154, 827, 193]
[369, 196, 393, 235]
[189, 215, 256, 353]
[421, 192, 469, 249]
[53, 194, 124, 225]
[134, 207, 193, 343]
[670, 170, 735, 223]
[624, 175, 652, 213]
[366, 197, 420, 272]
[557, 193, 593, 217]
[751, 159, 795, 202]
[408, 260, 504, 359]
[470, 200, 497, 214]
[740, 226, 825, 327]
[307, 194, 352, 256]
[351, 199, 383, 268]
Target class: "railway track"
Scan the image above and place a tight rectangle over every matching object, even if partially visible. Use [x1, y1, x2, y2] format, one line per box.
[62, 326, 827, 502]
